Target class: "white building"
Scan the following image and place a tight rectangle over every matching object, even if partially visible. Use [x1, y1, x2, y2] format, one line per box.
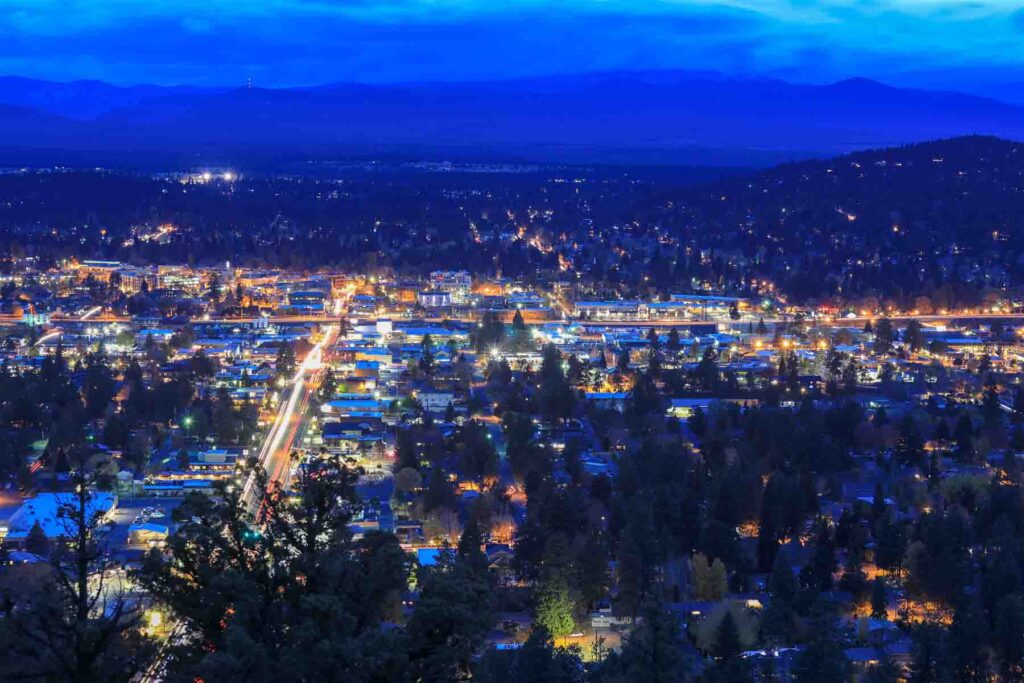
[429, 270, 472, 303]
[417, 291, 453, 309]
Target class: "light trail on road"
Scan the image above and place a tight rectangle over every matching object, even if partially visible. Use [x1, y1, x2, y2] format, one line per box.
[33, 330, 61, 346]
[240, 324, 337, 515]
[137, 324, 337, 683]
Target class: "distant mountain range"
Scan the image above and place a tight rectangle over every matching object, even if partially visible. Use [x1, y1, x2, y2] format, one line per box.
[0, 72, 1021, 167]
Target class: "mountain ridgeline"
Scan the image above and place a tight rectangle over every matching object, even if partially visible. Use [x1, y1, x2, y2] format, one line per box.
[0, 73, 1023, 165]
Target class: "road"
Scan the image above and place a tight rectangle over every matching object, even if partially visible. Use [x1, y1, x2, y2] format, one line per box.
[240, 324, 338, 516]
[136, 324, 337, 683]
[21, 310, 1024, 329]
[136, 621, 187, 683]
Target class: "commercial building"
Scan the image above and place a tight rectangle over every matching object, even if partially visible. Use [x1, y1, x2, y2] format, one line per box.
[429, 271, 472, 303]
[417, 291, 453, 309]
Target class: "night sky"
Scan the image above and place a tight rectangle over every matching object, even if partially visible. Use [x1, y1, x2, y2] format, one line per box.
[1, 1, 1022, 91]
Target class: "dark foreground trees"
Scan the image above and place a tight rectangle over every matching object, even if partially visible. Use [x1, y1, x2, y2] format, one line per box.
[139, 457, 408, 681]
[138, 455, 494, 682]
[0, 463, 153, 682]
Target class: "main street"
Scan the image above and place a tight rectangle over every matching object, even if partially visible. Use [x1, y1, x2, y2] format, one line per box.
[136, 323, 337, 683]
[240, 323, 338, 515]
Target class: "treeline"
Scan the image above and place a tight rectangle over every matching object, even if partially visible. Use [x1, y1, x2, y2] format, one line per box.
[4, 138, 1024, 306]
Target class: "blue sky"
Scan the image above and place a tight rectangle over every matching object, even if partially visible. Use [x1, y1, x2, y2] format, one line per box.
[0, 1, 1022, 89]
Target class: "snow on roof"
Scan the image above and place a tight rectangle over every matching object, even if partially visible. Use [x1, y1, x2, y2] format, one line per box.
[7, 492, 116, 539]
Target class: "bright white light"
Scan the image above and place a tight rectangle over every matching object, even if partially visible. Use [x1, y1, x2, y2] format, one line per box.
[34, 331, 61, 347]
[222, 171, 235, 181]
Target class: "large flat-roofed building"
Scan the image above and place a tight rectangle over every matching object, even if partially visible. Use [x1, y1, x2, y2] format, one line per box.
[574, 300, 646, 320]
[73, 260, 122, 283]
[114, 266, 157, 294]
[665, 294, 748, 320]
[157, 265, 203, 294]
[285, 290, 327, 314]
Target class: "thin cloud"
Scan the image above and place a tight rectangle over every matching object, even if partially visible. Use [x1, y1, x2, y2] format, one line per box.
[0, 0, 1019, 85]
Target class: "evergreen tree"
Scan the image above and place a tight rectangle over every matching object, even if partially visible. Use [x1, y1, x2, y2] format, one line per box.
[953, 411, 976, 463]
[512, 309, 527, 332]
[475, 625, 584, 683]
[138, 456, 410, 681]
[909, 623, 948, 683]
[948, 599, 990, 683]
[592, 600, 687, 683]
[981, 377, 1004, 432]
[768, 550, 798, 605]
[873, 514, 907, 575]
[274, 341, 296, 379]
[993, 593, 1024, 680]
[873, 318, 894, 355]
[24, 520, 49, 557]
[712, 610, 742, 660]
[905, 319, 924, 352]
[895, 414, 925, 466]
[419, 333, 436, 375]
[793, 611, 849, 683]
[666, 328, 681, 352]
[534, 574, 575, 638]
[408, 547, 495, 680]
[871, 577, 888, 620]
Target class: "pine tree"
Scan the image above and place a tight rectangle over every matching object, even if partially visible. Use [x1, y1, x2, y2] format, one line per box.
[713, 610, 742, 660]
[604, 600, 687, 683]
[474, 625, 584, 683]
[909, 622, 947, 683]
[949, 599, 990, 683]
[138, 456, 411, 680]
[871, 577, 888, 619]
[511, 308, 526, 332]
[905, 318, 924, 352]
[895, 414, 925, 466]
[667, 328, 681, 352]
[25, 520, 49, 557]
[793, 611, 849, 683]
[992, 593, 1024, 679]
